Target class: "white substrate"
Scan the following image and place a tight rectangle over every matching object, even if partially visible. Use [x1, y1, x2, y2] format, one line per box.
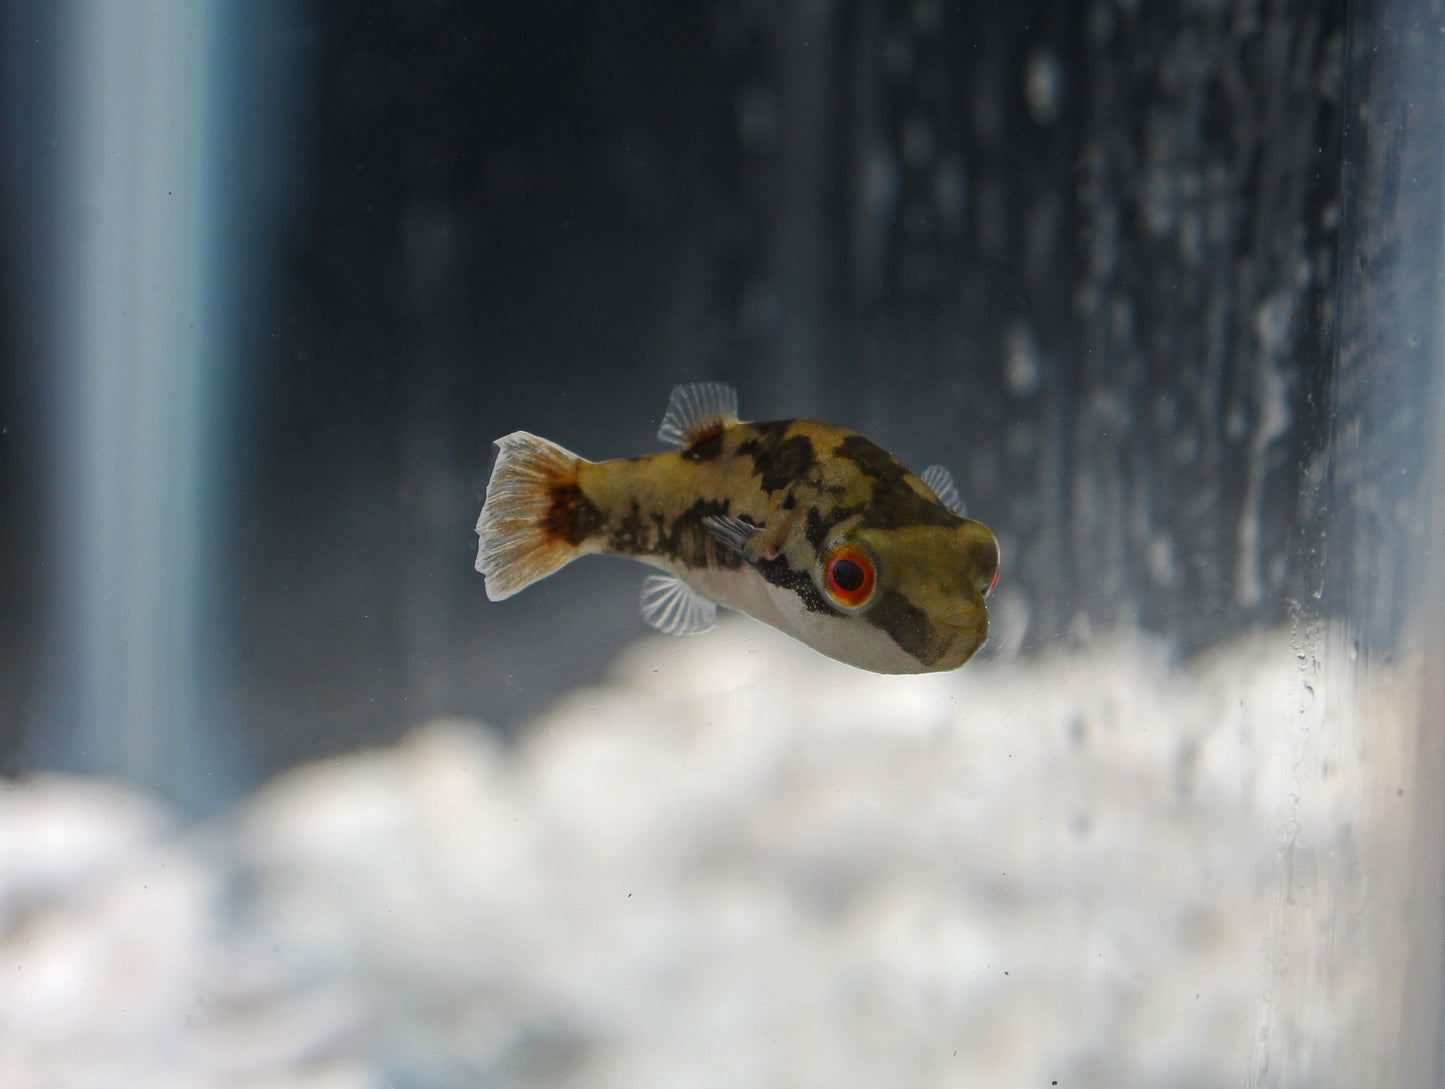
[0, 620, 1416, 1088]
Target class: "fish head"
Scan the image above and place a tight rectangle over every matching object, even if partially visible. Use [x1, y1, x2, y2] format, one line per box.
[766, 513, 999, 674]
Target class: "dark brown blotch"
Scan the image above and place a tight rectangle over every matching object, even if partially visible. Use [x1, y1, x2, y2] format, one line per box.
[605, 496, 745, 570]
[863, 588, 949, 665]
[734, 420, 793, 475]
[802, 502, 866, 549]
[741, 432, 816, 496]
[607, 499, 650, 555]
[833, 434, 908, 486]
[863, 482, 958, 530]
[682, 430, 726, 462]
[664, 497, 745, 569]
[756, 554, 832, 613]
[546, 483, 606, 545]
[803, 506, 831, 549]
[738, 419, 794, 446]
[833, 434, 958, 530]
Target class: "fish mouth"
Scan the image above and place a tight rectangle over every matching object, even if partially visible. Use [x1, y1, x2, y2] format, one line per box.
[937, 615, 988, 654]
[937, 614, 987, 639]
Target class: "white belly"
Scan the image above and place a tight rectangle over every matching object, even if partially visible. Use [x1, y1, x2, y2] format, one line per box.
[662, 559, 927, 674]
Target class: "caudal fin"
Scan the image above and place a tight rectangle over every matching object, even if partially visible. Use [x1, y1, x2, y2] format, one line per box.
[475, 431, 588, 601]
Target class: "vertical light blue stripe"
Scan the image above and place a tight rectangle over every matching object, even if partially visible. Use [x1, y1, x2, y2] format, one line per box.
[34, 0, 237, 813]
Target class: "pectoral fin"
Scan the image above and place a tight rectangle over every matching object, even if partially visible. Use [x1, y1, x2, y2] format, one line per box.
[704, 504, 796, 565]
[702, 513, 761, 557]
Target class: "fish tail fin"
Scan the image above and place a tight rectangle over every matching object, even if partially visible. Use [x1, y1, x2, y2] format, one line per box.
[475, 431, 591, 601]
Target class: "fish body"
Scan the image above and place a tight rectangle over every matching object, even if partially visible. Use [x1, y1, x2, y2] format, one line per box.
[475, 383, 999, 673]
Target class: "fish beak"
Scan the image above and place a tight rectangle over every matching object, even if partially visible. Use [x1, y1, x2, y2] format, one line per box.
[938, 597, 986, 633]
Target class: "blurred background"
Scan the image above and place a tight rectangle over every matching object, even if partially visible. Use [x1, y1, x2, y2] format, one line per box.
[0, 0, 1443, 1086]
[0, 0, 1385, 784]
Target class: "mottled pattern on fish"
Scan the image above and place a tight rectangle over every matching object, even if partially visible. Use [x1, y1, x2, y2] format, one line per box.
[476, 383, 999, 674]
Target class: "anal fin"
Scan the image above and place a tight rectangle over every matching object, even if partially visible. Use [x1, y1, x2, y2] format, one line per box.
[640, 573, 718, 636]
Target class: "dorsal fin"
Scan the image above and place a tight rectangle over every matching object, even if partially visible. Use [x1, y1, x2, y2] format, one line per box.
[657, 382, 739, 447]
[921, 464, 966, 516]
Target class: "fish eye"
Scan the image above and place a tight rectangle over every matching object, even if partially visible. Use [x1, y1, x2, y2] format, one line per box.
[821, 541, 877, 610]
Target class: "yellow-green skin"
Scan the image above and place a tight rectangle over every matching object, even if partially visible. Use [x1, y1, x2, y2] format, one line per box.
[558, 418, 999, 673]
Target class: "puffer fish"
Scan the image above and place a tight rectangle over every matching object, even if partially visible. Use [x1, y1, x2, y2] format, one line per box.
[474, 383, 999, 673]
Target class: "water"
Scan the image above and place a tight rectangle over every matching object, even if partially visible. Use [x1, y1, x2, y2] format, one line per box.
[0, 0, 1441, 1084]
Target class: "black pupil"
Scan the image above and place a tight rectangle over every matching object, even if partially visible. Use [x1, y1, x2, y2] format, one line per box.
[831, 558, 866, 593]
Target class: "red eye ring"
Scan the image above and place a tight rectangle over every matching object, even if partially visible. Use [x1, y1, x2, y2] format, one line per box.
[821, 541, 877, 610]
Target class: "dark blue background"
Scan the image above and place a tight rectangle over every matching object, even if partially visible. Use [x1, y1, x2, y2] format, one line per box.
[1, 0, 1367, 785]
